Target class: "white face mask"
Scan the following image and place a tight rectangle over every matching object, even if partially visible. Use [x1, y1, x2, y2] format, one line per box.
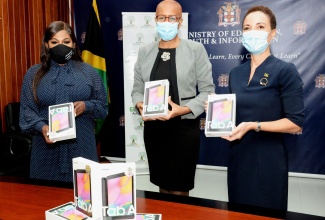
[156, 22, 179, 41]
[242, 30, 271, 55]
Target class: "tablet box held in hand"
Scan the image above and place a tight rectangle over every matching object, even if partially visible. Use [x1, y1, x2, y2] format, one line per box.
[142, 79, 169, 118]
[205, 94, 236, 137]
[48, 102, 76, 142]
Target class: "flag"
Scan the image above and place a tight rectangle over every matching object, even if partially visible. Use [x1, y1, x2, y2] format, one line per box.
[82, 0, 109, 134]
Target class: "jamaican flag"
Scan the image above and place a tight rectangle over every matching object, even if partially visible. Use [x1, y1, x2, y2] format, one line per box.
[82, 0, 109, 134]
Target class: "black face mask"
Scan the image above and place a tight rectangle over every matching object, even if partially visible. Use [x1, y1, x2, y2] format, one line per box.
[49, 44, 74, 64]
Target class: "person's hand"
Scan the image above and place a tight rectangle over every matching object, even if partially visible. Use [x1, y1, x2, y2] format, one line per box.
[74, 101, 86, 117]
[140, 97, 180, 122]
[157, 97, 177, 121]
[221, 122, 250, 141]
[136, 102, 157, 122]
[42, 125, 54, 144]
[156, 97, 187, 121]
[136, 102, 144, 115]
[204, 101, 208, 113]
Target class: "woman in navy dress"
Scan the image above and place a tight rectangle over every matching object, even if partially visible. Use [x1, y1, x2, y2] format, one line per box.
[19, 21, 108, 182]
[223, 6, 304, 210]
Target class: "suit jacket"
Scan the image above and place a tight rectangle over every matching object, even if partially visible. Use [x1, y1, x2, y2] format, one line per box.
[132, 39, 215, 119]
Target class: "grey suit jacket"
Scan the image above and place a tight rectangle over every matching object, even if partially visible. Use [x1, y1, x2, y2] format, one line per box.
[131, 39, 215, 119]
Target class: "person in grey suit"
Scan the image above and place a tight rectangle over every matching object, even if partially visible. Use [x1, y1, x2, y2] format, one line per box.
[131, 0, 215, 196]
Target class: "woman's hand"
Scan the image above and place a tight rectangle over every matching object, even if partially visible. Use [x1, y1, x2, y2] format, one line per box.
[74, 101, 86, 117]
[42, 125, 54, 144]
[157, 97, 191, 121]
[221, 122, 254, 141]
[136, 102, 157, 122]
[204, 101, 208, 113]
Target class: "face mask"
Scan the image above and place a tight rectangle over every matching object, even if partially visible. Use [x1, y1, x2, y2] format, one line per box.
[49, 44, 74, 64]
[242, 30, 271, 55]
[156, 22, 179, 41]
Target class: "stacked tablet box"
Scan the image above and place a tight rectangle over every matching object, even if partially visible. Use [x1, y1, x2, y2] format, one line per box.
[73, 158, 136, 220]
[142, 79, 169, 118]
[46, 157, 136, 220]
[205, 94, 236, 137]
[136, 213, 162, 219]
[46, 202, 91, 220]
[48, 102, 76, 142]
[45, 157, 162, 220]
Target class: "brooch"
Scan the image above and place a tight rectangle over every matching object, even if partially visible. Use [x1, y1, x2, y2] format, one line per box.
[260, 73, 269, 86]
[260, 78, 268, 86]
[161, 52, 170, 61]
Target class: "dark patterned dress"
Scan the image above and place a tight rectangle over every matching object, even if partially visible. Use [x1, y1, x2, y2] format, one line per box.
[19, 60, 108, 182]
[228, 55, 304, 210]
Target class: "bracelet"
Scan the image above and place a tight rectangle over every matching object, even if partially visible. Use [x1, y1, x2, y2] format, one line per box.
[255, 121, 261, 132]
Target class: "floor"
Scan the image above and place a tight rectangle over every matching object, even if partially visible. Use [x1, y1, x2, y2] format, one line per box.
[135, 167, 325, 217]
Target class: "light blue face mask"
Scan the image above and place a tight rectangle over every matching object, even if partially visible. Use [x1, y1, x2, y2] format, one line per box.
[156, 22, 179, 41]
[242, 30, 271, 55]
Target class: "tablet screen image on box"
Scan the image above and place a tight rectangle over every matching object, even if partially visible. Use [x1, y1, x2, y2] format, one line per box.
[207, 98, 233, 132]
[48, 203, 89, 220]
[144, 84, 166, 115]
[48, 102, 76, 142]
[49, 103, 73, 133]
[146, 84, 166, 114]
[74, 170, 92, 217]
[143, 79, 169, 117]
[205, 94, 236, 137]
[102, 173, 135, 219]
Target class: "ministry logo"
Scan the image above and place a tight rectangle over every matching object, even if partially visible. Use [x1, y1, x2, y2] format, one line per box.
[217, 2, 241, 27]
[315, 74, 325, 88]
[218, 74, 229, 87]
[293, 21, 307, 35]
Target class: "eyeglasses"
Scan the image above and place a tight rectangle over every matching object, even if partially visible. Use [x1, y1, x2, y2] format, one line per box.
[155, 15, 181, 23]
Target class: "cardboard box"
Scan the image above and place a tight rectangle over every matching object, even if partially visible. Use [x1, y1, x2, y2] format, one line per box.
[48, 102, 76, 142]
[45, 202, 91, 220]
[142, 79, 169, 118]
[205, 94, 236, 137]
[72, 157, 136, 220]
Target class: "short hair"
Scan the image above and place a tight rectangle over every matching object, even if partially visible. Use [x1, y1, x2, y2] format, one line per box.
[156, 0, 182, 17]
[242, 6, 277, 30]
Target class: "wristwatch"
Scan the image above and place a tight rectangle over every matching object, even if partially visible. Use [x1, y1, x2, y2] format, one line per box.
[255, 121, 261, 132]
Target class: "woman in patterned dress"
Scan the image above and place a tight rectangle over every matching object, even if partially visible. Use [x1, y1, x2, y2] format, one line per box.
[19, 21, 108, 182]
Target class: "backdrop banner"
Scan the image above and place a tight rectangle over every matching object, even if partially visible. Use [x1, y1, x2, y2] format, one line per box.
[74, 0, 325, 175]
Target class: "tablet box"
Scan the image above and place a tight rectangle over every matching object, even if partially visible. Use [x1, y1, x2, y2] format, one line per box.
[73, 157, 137, 220]
[142, 79, 169, 118]
[136, 213, 162, 220]
[205, 94, 236, 137]
[45, 202, 91, 220]
[48, 102, 76, 142]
